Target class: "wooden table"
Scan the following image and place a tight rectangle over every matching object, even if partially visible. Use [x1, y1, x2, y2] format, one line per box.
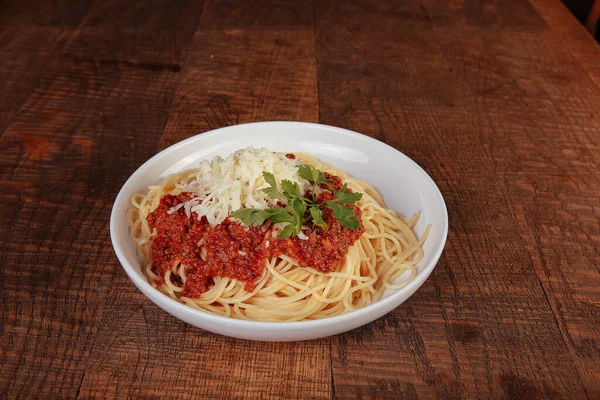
[2, 0, 600, 398]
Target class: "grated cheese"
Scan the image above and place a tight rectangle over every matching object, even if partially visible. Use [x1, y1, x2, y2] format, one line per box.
[175, 148, 309, 226]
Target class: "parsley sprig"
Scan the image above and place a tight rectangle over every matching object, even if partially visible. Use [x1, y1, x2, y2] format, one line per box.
[231, 165, 362, 238]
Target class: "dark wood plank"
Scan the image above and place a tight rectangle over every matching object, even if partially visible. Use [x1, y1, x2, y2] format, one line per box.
[440, 13, 600, 397]
[0, 0, 90, 28]
[531, 0, 600, 89]
[80, 313, 330, 399]
[0, 1, 204, 398]
[485, 33, 600, 397]
[422, 0, 548, 31]
[0, 58, 182, 400]
[315, 0, 600, 398]
[159, 6, 318, 148]
[199, 0, 313, 29]
[0, 0, 93, 138]
[62, 0, 203, 66]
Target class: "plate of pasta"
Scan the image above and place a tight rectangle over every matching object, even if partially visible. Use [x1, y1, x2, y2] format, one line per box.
[110, 121, 447, 341]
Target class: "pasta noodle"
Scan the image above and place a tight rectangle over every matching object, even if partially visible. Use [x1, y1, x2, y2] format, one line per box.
[127, 152, 429, 321]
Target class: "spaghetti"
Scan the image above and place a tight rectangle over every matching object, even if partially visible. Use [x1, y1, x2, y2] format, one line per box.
[127, 149, 429, 322]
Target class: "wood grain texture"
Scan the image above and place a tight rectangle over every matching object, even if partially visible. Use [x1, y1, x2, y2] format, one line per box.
[1, 0, 600, 398]
[0, 60, 182, 399]
[0, 0, 202, 398]
[159, 0, 318, 149]
[531, 0, 600, 89]
[62, 0, 203, 66]
[0, 0, 92, 137]
[315, 0, 600, 398]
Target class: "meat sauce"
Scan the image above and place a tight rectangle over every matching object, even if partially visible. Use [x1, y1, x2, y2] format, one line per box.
[147, 173, 364, 296]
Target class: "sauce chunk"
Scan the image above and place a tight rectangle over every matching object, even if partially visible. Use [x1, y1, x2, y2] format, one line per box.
[147, 173, 364, 296]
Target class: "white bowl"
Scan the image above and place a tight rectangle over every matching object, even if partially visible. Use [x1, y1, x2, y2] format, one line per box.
[110, 122, 448, 341]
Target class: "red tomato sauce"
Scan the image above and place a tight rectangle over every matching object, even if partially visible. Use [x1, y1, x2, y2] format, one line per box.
[147, 173, 364, 296]
[146, 193, 206, 278]
[270, 206, 364, 273]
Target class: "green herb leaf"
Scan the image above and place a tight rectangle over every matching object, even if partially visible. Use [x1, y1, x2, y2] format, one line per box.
[310, 206, 328, 230]
[281, 179, 301, 199]
[269, 206, 295, 224]
[298, 164, 327, 186]
[279, 224, 295, 239]
[237, 166, 363, 237]
[327, 201, 361, 230]
[261, 171, 283, 199]
[293, 212, 302, 235]
[291, 198, 307, 220]
[290, 200, 305, 235]
[231, 208, 271, 227]
[333, 183, 363, 204]
[298, 164, 318, 182]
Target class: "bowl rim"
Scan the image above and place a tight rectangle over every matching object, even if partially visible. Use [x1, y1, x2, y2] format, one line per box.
[110, 121, 448, 328]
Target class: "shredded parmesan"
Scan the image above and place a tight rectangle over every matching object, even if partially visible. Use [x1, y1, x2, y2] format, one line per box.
[178, 148, 309, 226]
